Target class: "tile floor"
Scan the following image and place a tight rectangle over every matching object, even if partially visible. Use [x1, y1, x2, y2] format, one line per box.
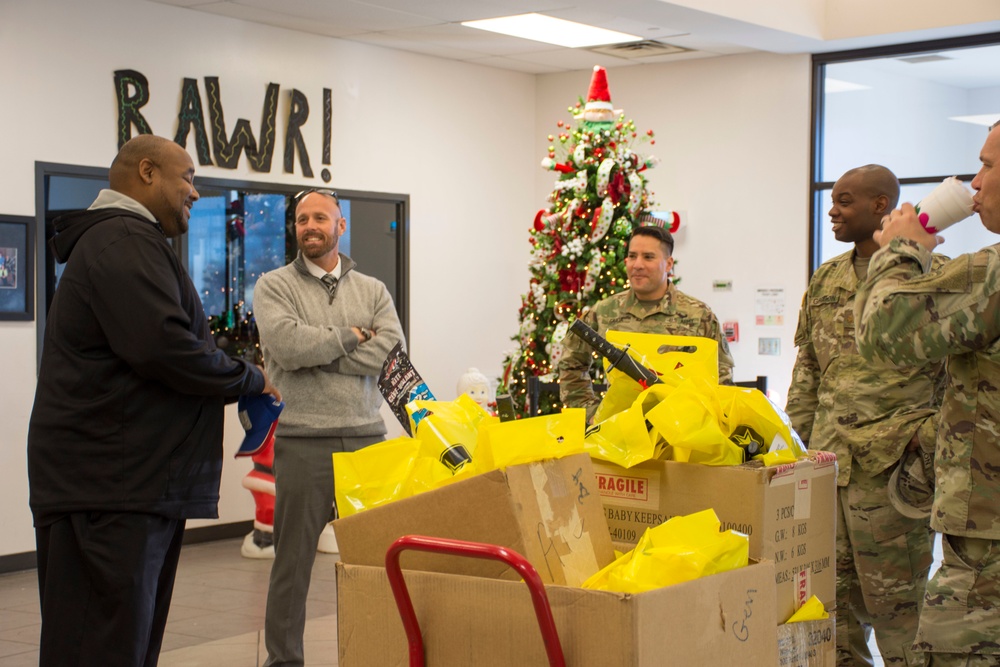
[0, 533, 944, 666]
[0, 537, 341, 666]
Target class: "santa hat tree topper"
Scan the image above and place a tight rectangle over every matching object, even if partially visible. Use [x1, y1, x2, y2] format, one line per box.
[501, 65, 661, 415]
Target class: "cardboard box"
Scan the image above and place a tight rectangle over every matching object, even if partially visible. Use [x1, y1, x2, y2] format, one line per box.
[592, 451, 837, 622]
[337, 560, 779, 666]
[777, 617, 836, 667]
[333, 452, 614, 587]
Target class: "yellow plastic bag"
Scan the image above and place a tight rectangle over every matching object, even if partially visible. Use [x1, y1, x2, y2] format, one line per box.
[584, 397, 654, 468]
[406, 394, 494, 472]
[786, 595, 830, 623]
[645, 378, 746, 466]
[605, 331, 719, 386]
[591, 366, 645, 424]
[715, 385, 807, 465]
[582, 509, 749, 594]
[334, 431, 485, 518]
[475, 409, 586, 470]
[590, 332, 720, 424]
[334, 436, 422, 517]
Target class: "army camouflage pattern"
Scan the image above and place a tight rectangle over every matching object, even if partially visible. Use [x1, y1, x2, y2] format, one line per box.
[914, 535, 1000, 658]
[835, 465, 933, 666]
[787, 249, 947, 487]
[856, 237, 1000, 657]
[558, 283, 734, 419]
[855, 238, 1000, 540]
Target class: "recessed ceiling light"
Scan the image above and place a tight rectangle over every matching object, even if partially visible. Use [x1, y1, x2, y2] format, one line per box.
[825, 78, 870, 94]
[949, 114, 1000, 127]
[897, 54, 953, 64]
[461, 13, 641, 48]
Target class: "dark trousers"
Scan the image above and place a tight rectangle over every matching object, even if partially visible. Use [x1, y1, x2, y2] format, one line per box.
[35, 512, 186, 667]
[264, 434, 382, 667]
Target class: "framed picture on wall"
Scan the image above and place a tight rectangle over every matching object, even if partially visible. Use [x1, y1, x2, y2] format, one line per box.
[0, 215, 34, 321]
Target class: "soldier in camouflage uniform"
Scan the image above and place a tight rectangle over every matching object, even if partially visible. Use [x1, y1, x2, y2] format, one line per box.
[787, 165, 945, 667]
[856, 124, 1000, 666]
[559, 224, 734, 422]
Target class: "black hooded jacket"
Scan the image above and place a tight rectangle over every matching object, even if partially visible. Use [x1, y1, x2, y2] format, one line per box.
[28, 207, 264, 524]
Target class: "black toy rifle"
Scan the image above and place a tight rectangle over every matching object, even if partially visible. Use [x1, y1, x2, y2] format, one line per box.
[568, 320, 662, 388]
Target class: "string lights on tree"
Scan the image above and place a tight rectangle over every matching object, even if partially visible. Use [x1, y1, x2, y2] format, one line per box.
[500, 66, 660, 415]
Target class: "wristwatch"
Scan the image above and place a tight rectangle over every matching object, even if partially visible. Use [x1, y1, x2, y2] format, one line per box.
[360, 327, 372, 342]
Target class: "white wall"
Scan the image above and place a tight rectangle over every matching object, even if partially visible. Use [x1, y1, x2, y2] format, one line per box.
[536, 54, 813, 403]
[0, 0, 535, 557]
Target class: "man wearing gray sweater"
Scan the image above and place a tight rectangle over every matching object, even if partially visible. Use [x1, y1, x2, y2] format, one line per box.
[255, 189, 404, 667]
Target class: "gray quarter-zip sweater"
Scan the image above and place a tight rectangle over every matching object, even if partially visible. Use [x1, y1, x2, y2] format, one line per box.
[253, 252, 404, 436]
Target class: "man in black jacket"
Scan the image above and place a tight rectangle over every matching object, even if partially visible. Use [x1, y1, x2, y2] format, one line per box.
[27, 135, 280, 667]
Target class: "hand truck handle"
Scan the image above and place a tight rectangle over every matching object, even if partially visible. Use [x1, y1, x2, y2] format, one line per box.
[384, 534, 566, 667]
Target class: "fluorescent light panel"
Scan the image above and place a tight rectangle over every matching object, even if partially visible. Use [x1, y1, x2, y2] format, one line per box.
[949, 114, 1000, 127]
[825, 78, 870, 94]
[461, 13, 641, 48]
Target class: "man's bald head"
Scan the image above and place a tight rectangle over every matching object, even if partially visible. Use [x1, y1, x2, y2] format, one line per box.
[109, 135, 178, 192]
[109, 135, 199, 237]
[842, 164, 900, 211]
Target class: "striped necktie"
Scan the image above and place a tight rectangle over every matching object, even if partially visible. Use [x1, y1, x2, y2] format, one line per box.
[321, 273, 338, 296]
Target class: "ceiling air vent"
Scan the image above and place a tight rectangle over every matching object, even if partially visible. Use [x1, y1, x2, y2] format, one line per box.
[588, 40, 691, 60]
[897, 54, 954, 64]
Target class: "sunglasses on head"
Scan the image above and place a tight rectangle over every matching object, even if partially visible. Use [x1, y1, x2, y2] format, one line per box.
[293, 188, 340, 205]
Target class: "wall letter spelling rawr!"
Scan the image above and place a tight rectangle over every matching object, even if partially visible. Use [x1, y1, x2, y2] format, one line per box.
[204, 76, 279, 171]
[113, 70, 317, 178]
[114, 70, 153, 149]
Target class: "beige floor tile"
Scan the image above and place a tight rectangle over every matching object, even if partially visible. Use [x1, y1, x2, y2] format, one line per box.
[158, 637, 262, 666]
[166, 610, 266, 641]
[0, 537, 344, 666]
[0, 638, 39, 660]
[0, 611, 38, 633]
[0, 624, 40, 646]
[0, 645, 40, 666]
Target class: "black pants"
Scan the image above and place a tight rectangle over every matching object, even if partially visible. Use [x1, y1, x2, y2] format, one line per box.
[35, 512, 185, 667]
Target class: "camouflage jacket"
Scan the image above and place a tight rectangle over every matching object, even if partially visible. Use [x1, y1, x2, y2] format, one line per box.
[856, 238, 1000, 538]
[558, 284, 734, 420]
[787, 248, 946, 487]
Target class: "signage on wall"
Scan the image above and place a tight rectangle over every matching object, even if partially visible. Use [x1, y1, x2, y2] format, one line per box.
[114, 69, 335, 182]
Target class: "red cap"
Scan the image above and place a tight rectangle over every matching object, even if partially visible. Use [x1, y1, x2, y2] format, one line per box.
[585, 66, 613, 112]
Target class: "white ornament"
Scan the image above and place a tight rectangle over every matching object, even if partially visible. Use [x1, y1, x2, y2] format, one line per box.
[628, 172, 644, 215]
[550, 342, 565, 368]
[553, 321, 570, 344]
[596, 159, 615, 197]
[590, 197, 615, 243]
[582, 253, 602, 295]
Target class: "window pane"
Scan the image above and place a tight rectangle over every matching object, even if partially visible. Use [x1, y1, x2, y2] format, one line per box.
[816, 180, 991, 265]
[188, 194, 228, 318]
[243, 193, 289, 308]
[821, 44, 1000, 182]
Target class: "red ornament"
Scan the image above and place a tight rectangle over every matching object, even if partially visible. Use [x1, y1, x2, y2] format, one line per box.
[557, 120, 564, 127]
[669, 211, 681, 233]
[533, 210, 546, 231]
[647, 129, 654, 136]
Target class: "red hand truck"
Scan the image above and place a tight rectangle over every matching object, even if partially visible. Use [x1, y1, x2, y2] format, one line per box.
[384, 534, 567, 667]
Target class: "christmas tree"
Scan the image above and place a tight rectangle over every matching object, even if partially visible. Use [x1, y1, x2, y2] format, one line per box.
[501, 66, 660, 415]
